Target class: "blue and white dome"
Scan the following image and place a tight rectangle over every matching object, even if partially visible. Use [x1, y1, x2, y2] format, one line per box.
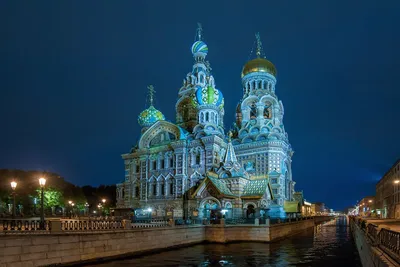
[191, 41, 208, 58]
[194, 85, 224, 108]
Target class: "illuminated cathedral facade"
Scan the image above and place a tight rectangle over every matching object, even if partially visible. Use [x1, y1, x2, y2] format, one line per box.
[116, 25, 295, 219]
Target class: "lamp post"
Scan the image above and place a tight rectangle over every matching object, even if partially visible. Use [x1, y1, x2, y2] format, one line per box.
[10, 181, 17, 219]
[102, 199, 106, 216]
[39, 177, 46, 229]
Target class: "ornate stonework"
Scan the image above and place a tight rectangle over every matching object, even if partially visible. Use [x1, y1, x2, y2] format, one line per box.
[116, 28, 294, 219]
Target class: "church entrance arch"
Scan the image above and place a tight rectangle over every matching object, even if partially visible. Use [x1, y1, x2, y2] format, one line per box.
[199, 197, 221, 220]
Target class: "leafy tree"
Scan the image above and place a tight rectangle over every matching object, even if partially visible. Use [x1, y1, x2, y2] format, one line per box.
[36, 187, 64, 209]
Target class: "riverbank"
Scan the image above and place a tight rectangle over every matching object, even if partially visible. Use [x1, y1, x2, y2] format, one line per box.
[349, 217, 399, 267]
[0, 216, 333, 267]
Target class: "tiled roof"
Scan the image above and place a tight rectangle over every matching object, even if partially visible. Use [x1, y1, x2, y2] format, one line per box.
[242, 179, 270, 197]
[207, 176, 236, 197]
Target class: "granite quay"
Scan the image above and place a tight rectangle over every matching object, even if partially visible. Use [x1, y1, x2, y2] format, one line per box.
[350, 216, 400, 267]
[0, 216, 332, 267]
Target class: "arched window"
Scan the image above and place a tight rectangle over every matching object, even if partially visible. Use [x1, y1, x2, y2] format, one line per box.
[264, 106, 270, 119]
[170, 183, 174, 195]
[196, 153, 201, 165]
[206, 112, 209, 122]
[250, 103, 257, 119]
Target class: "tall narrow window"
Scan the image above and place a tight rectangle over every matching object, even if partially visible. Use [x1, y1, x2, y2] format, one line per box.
[170, 183, 174, 195]
[161, 184, 165, 195]
[196, 154, 200, 165]
[153, 161, 157, 170]
[250, 103, 257, 119]
[153, 184, 157, 196]
[170, 158, 173, 168]
[135, 186, 140, 198]
[136, 165, 140, 173]
[161, 159, 165, 169]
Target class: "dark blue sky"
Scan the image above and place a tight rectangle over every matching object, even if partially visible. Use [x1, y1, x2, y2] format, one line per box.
[1, 1, 399, 210]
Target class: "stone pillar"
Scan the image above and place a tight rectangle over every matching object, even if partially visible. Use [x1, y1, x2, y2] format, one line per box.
[254, 218, 259, 226]
[265, 218, 270, 226]
[50, 219, 62, 233]
[122, 219, 131, 230]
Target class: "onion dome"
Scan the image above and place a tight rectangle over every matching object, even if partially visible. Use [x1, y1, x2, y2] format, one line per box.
[195, 85, 224, 108]
[242, 32, 277, 78]
[241, 57, 277, 78]
[191, 41, 208, 58]
[138, 106, 165, 127]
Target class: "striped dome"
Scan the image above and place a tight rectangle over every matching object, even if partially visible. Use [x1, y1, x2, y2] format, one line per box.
[191, 41, 208, 57]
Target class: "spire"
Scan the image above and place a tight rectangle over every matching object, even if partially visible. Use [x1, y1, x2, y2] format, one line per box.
[147, 85, 155, 106]
[255, 32, 262, 58]
[195, 22, 203, 41]
[224, 131, 238, 165]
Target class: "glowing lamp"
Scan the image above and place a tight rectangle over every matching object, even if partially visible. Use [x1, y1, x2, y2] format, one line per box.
[147, 208, 152, 212]
[221, 209, 228, 215]
[10, 181, 17, 190]
[395, 180, 400, 184]
[39, 177, 46, 187]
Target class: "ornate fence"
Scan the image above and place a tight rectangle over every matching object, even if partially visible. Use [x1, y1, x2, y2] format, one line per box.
[61, 220, 123, 231]
[1, 219, 50, 232]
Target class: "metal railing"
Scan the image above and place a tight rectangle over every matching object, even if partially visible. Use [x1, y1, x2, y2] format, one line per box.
[366, 223, 378, 242]
[351, 216, 400, 262]
[378, 228, 400, 260]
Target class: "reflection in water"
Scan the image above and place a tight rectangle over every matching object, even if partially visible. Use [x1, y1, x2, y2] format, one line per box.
[87, 216, 361, 267]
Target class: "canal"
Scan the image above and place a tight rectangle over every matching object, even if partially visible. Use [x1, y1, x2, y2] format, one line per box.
[87, 216, 361, 266]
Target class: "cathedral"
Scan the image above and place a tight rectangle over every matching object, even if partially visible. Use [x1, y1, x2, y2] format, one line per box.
[116, 25, 295, 219]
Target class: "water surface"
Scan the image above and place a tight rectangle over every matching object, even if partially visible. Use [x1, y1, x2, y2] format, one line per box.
[87, 217, 361, 266]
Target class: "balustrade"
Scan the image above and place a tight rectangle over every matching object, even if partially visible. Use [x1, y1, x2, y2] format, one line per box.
[1, 219, 50, 232]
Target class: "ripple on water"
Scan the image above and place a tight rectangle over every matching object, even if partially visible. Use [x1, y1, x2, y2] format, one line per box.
[85, 219, 361, 267]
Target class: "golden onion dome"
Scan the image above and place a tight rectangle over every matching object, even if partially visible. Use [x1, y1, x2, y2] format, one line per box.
[241, 57, 277, 78]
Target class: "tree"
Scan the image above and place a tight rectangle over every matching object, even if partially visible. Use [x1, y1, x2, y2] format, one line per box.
[36, 187, 64, 214]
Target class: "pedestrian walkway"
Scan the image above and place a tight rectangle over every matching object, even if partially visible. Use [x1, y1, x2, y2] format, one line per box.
[364, 218, 400, 232]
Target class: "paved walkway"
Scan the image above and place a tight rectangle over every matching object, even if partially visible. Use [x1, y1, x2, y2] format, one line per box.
[364, 218, 400, 232]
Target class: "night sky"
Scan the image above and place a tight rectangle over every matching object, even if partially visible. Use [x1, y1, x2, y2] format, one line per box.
[1, 1, 399, 210]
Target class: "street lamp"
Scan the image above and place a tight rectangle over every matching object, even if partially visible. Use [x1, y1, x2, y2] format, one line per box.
[102, 199, 106, 204]
[10, 181, 17, 219]
[395, 180, 400, 184]
[39, 178, 46, 230]
[368, 200, 373, 203]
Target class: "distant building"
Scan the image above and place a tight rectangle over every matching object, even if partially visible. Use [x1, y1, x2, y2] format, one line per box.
[115, 26, 295, 219]
[357, 196, 375, 217]
[376, 159, 400, 218]
[311, 202, 325, 215]
[292, 191, 311, 216]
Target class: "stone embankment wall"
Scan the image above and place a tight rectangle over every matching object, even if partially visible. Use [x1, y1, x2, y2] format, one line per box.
[350, 220, 398, 267]
[206, 219, 315, 243]
[0, 226, 205, 267]
[1, 217, 329, 267]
